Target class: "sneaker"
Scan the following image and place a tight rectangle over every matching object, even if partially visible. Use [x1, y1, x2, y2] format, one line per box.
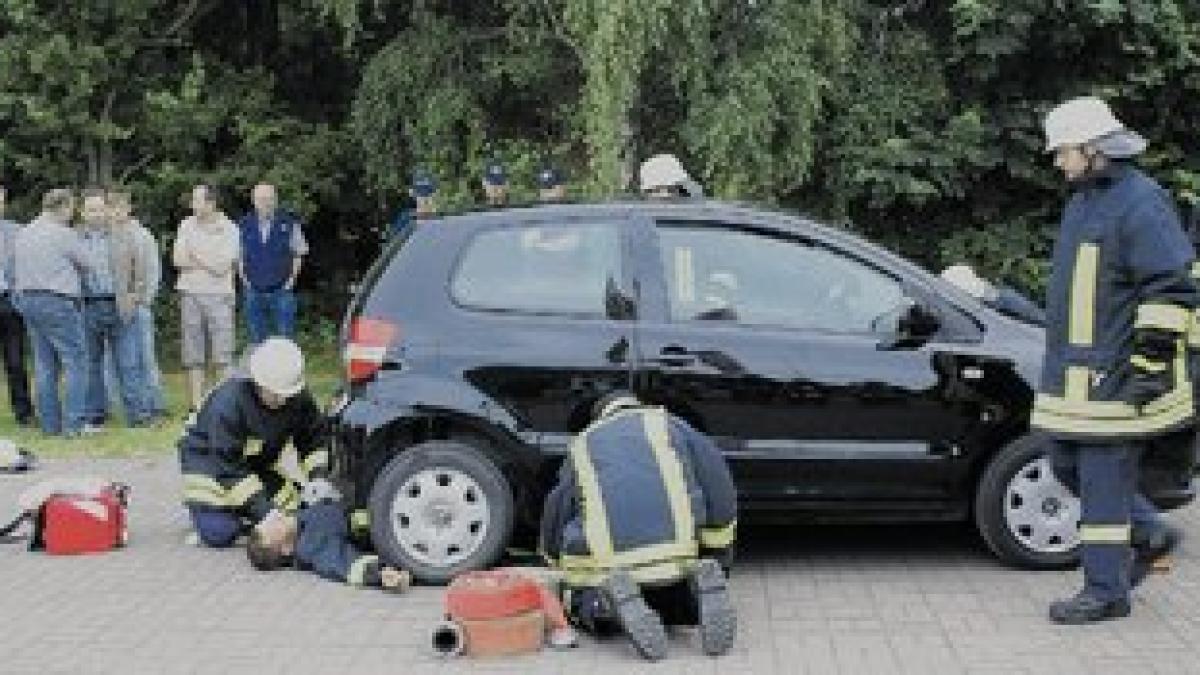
[600, 571, 668, 661]
[63, 424, 104, 439]
[1131, 525, 1182, 587]
[689, 558, 737, 656]
[1049, 590, 1131, 625]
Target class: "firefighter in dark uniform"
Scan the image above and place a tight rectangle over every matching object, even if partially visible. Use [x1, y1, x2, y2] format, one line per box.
[1034, 97, 1196, 624]
[179, 337, 330, 548]
[540, 391, 738, 661]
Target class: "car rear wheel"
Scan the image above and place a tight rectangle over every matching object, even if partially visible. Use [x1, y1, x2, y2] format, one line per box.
[369, 440, 514, 584]
[974, 434, 1080, 569]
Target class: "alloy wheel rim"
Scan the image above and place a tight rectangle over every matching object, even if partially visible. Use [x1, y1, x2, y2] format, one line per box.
[1003, 454, 1080, 555]
[390, 467, 490, 567]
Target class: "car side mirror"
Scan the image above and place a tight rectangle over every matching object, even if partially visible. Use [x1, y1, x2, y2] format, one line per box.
[877, 302, 940, 351]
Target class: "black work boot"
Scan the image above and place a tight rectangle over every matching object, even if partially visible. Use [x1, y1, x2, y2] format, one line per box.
[688, 558, 737, 656]
[1131, 525, 1182, 588]
[601, 571, 668, 661]
[1048, 590, 1131, 625]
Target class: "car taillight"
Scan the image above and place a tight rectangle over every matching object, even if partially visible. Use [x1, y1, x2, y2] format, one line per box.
[345, 317, 399, 384]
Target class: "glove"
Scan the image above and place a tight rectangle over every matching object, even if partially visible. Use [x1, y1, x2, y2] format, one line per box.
[301, 478, 341, 505]
[1127, 328, 1177, 407]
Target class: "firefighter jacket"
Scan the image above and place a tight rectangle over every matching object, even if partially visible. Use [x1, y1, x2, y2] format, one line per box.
[539, 405, 738, 587]
[1032, 163, 1199, 441]
[179, 376, 329, 520]
[296, 500, 383, 587]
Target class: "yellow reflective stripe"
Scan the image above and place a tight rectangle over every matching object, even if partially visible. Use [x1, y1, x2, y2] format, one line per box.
[182, 474, 231, 506]
[699, 520, 737, 549]
[228, 474, 265, 506]
[348, 554, 379, 586]
[301, 450, 330, 477]
[1032, 390, 1193, 435]
[642, 410, 695, 548]
[1130, 355, 1168, 373]
[1080, 524, 1130, 544]
[1135, 303, 1190, 333]
[272, 481, 300, 513]
[570, 426, 615, 562]
[559, 540, 697, 572]
[1068, 243, 1099, 346]
[562, 558, 692, 588]
[350, 509, 370, 533]
[243, 440, 263, 457]
[183, 473, 264, 508]
[1064, 366, 1090, 402]
[1192, 261, 1200, 279]
[1190, 310, 1200, 348]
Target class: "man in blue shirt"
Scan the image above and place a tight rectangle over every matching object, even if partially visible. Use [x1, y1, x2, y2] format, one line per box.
[237, 183, 308, 344]
[389, 171, 437, 239]
[78, 190, 151, 428]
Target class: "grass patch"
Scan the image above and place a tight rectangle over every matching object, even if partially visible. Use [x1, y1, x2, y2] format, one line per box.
[0, 361, 343, 458]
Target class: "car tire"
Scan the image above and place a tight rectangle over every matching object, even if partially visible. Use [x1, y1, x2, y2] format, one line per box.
[974, 433, 1080, 570]
[369, 440, 514, 584]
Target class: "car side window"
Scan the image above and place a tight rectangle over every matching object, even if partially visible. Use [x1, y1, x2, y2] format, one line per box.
[657, 223, 908, 334]
[452, 223, 623, 318]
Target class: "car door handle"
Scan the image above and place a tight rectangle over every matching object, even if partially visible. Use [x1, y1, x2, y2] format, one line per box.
[654, 345, 696, 368]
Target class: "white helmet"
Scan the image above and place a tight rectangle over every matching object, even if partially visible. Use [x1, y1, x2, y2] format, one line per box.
[249, 338, 305, 397]
[1043, 96, 1127, 152]
[639, 153, 692, 192]
[940, 263, 989, 299]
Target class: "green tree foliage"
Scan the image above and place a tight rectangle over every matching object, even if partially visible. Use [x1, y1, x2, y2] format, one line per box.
[2, 0, 1198, 305]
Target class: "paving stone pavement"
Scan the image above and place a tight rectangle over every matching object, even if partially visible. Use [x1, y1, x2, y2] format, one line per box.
[3, 457, 1200, 674]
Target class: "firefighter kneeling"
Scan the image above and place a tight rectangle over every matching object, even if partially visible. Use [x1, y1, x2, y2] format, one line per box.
[179, 338, 329, 549]
[539, 392, 738, 661]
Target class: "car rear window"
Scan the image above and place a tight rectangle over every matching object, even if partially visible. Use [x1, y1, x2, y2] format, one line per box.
[450, 223, 622, 318]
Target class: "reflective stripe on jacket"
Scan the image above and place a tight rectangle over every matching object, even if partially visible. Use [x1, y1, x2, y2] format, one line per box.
[1032, 164, 1199, 440]
[539, 406, 737, 587]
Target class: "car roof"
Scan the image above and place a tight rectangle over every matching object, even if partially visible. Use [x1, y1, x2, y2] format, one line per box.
[422, 199, 939, 288]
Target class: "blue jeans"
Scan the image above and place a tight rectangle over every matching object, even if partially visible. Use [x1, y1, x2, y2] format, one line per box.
[135, 305, 166, 415]
[244, 287, 296, 344]
[21, 293, 88, 434]
[83, 300, 150, 425]
[97, 306, 164, 420]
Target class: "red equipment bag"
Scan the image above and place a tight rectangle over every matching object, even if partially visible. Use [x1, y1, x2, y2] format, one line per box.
[37, 486, 129, 555]
[0, 481, 129, 555]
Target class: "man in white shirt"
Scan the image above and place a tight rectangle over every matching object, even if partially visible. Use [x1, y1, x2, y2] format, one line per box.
[173, 185, 240, 411]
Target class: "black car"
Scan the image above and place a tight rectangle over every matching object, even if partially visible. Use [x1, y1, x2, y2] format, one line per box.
[328, 200, 1195, 583]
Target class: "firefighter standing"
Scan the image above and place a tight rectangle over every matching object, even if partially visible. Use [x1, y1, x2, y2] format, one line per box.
[1033, 97, 1195, 624]
[539, 392, 738, 661]
[179, 337, 330, 548]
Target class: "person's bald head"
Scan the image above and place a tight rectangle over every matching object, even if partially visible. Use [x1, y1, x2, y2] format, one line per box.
[252, 183, 277, 218]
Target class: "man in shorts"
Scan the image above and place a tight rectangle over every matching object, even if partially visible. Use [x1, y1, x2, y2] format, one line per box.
[173, 185, 239, 413]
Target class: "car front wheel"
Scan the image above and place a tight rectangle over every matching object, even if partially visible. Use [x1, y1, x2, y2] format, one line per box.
[368, 440, 514, 584]
[974, 434, 1080, 569]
